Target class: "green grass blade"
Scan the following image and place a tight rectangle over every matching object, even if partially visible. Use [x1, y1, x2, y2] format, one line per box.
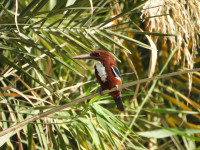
[48, 124, 59, 149]
[19, 0, 40, 17]
[97, 30, 131, 54]
[106, 29, 156, 51]
[28, 124, 33, 150]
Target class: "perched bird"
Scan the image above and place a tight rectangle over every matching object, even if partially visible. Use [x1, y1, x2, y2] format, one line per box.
[73, 50, 124, 111]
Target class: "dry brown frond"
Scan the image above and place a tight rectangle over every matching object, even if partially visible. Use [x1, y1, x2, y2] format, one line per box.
[141, 0, 200, 90]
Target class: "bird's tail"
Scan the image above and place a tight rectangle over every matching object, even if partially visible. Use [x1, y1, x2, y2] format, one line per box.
[114, 96, 124, 111]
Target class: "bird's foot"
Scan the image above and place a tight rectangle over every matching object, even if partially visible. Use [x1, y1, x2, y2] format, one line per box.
[99, 89, 103, 95]
[115, 85, 119, 91]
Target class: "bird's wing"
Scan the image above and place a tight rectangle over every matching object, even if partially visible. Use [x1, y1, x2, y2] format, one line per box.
[111, 66, 120, 79]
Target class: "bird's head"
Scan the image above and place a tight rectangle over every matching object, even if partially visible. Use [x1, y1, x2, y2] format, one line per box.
[73, 50, 115, 63]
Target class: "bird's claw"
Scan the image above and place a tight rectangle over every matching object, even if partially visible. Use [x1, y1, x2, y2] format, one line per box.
[115, 85, 119, 91]
[99, 89, 103, 95]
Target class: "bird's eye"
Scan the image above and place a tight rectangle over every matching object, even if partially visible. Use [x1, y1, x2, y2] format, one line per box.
[95, 53, 100, 57]
[91, 53, 100, 57]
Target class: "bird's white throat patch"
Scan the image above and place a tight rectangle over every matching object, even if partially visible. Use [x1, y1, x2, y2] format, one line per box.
[95, 62, 107, 82]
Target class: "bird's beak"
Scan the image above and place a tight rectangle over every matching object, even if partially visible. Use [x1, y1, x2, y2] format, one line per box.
[72, 54, 94, 60]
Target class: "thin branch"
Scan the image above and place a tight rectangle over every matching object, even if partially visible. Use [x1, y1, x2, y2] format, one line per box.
[0, 68, 200, 137]
[15, 0, 20, 33]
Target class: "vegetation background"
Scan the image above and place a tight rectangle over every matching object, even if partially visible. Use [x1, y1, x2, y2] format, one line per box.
[0, 0, 200, 149]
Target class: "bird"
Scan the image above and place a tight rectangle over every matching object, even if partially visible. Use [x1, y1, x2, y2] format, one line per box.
[73, 50, 124, 111]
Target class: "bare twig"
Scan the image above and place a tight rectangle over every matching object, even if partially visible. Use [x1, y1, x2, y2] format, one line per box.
[0, 68, 200, 137]
[15, 0, 20, 33]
